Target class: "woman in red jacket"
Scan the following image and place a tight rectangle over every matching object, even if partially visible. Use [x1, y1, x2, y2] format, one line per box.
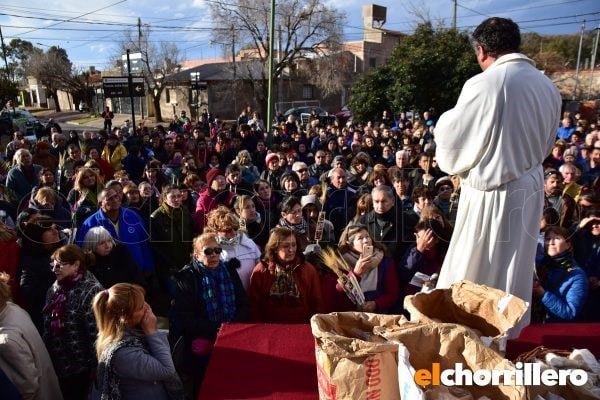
[248, 227, 322, 323]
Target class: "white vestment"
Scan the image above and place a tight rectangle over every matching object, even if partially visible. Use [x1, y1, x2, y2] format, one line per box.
[434, 53, 561, 334]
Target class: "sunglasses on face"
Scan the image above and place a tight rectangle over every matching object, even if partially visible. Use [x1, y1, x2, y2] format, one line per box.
[203, 247, 223, 256]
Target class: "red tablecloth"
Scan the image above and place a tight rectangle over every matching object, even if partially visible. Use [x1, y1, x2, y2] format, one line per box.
[505, 323, 600, 360]
[198, 322, 600, 399]
[198, 323, 318, 400]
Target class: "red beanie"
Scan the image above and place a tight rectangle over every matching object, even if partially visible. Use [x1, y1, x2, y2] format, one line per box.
[205, 168, 224, 187]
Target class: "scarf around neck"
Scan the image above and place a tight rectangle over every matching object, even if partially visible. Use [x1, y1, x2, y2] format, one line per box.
[217, 232, 241, 247]
[542, 250, 577, 272]
[342, 249, 384, 293]
[43, 271, 83, 336]
[269, 261, 301, 299]
[539, 250, 578, 293]
[193, 259, 236, 323]
[278, 217, 308, 235]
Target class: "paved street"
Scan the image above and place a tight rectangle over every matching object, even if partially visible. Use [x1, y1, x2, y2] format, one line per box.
[37, 111, 151, 133]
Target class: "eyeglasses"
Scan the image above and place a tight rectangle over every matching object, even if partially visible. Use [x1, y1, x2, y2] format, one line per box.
[203, 247, 223, 256]
[51, 260, 72, 269]
[37, 221, 57, 229]
[104, 194, 121, 201]
[295, 168, 308, 173]
[439, 185, 452, 192]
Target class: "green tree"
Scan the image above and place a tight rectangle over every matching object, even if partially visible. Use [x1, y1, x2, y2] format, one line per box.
[349, 22, 479, 123]
[5, 39, 36, 83]
[349, 65, 393, 123]
[0, 77, 19, 103]
[387, 22, 479, 116]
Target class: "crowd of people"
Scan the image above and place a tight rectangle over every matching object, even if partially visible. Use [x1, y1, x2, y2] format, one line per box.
[0, 100, 599, 399]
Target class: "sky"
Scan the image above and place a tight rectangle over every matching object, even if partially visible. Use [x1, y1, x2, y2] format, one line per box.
[0, 0, 598, 70]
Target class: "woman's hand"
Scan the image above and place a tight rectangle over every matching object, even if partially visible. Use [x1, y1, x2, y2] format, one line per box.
[579, 217, 599, 229]
[140, 304, 157, 335]
[353, 254, 374, 277]
[532, 279, 545, 297]
[360, 301, 377, 313]
[416, 229, 435, 253]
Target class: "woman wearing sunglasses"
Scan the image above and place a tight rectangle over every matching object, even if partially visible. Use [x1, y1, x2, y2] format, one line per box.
[170, 233, 248, 396]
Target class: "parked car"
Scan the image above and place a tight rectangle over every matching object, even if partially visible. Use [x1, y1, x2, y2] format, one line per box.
[283, 106, 336, 126]
[335, 105, 353, 125]
[283, 106, 326, 119]
[0, 108, 44, 138]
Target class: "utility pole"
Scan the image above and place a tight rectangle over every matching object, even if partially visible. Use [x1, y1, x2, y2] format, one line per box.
[266, 0, 275, 134]
[452, 0, 457, 30]
[573, 20, 586, 100]
[277, 25, 282, 111]
[0, 25, 10, 79]
[231, 24, 237, 117]
[588, 25, 600, 100]
[138, 17, 142, 51]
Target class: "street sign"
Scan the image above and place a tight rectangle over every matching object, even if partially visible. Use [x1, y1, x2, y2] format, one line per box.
[122, 53, 143, 74]
[191, 81, 208, 90]
[102, 77, 146, 98]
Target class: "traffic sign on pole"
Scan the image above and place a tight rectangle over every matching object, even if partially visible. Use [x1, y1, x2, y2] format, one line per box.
[102, 77, 145, 98]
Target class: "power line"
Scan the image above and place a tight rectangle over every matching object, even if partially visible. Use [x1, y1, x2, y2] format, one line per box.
[18, 0, 130, 36]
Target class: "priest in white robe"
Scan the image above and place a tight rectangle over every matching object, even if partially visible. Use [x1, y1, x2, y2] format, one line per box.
[434, 17, 561, 335]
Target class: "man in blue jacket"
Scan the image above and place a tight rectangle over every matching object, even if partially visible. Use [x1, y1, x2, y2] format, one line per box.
[556, 117, 575, 141]
[76, 187, 153, 273]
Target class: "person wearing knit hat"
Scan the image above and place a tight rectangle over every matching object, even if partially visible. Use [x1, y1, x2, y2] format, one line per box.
[205, 168, 224, 189]
[562, 148, 577, 164]
[265, 152, 279, 166]
[194, 168, 235, 232]
[433, 176, 454, 219]
[260, 152, 284, 192]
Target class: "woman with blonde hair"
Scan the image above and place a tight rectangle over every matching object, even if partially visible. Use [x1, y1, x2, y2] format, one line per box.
[30, 187, 72, 229]
[92, 283, 183, 400]
[233, 194, 269, 249]
[66, 167, 100, 228]
[170, 233, 247, 395]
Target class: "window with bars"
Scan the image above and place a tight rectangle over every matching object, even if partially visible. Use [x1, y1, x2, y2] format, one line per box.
[302, 85, 314, 99]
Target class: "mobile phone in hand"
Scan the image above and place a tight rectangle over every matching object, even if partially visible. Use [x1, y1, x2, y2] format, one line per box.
[363, 244, 373, 257]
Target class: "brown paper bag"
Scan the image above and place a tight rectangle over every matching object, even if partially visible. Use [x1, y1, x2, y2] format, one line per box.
[311, 312, 406, 400]
[404, 280, 528, 351]
[375, 320, 529, 400]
